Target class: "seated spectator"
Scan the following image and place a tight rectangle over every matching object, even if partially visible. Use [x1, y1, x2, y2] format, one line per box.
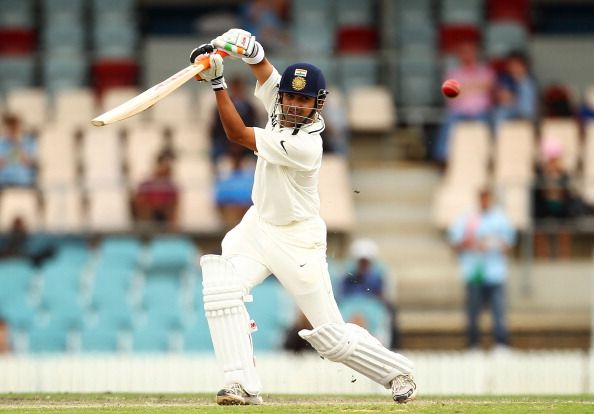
[493, 50, 538, 129]
[0, 216, 55, 266]
[532, 137, 574, 259]
[133, 152, 179, 232]
[434, 40, 495, 163]
[215, 145, 255, 230]
[210, 78, 256, 162]
[282, 311, 313, 353]
[339, 238, 400, 349]
[0, 113, 37, 187]
[542, 84, 575, 118]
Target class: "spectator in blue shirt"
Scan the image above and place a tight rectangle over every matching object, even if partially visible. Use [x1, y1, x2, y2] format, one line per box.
[448, 188, 516, 349]
[0, 114, 37, 187]
[339, 238, 400, 349]
[493, 50, 538, 130]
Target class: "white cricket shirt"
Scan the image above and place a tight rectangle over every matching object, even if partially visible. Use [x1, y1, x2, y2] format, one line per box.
[252, 68, 325, 226]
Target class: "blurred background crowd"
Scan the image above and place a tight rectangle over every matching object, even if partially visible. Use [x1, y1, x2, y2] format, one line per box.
[1, 0, 594, 359]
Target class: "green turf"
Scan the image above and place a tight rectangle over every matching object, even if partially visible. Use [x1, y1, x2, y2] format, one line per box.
[0, 394, 593, 413]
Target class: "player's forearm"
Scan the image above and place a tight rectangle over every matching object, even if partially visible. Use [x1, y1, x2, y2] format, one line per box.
[214, 89, 256, 151]
[248, 58, 274, 86]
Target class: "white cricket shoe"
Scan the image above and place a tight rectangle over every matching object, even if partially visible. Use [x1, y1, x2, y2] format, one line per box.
[391, 374, 417, 403]
[216, 383, 263, 405]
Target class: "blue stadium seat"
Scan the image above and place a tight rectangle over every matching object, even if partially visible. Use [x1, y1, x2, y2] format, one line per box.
[132, 324, 170, 353]
[336, 0, 374, 26]
[182, 315, 212, 352]
[145, 303, 183, 330]
[93, 24, 137, 58]
[95, 301, 134, 330]
[98, 236, 143, 267]
[292, 0, 334, 54]
[45, 296, 85, 330]
[27, 320, 68, 353]
[339, 296, 390, 340]
[485, 21, 528, 58]
[246, 279, 285, 350]
[146, 236, 196, 273]
[43, 54, 87, 94]
[43, 24, 85, 54]
[0, 259, 33, 307]
[337, 55, 379, 92]
[53, 241, 91, 267]
[441, 0, 484, 25]
[80, 323, 119, 352]
[2, 296, 37, 331]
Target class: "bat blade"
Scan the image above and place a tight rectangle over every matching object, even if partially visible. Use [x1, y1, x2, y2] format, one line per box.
[91, 63, 206, 127]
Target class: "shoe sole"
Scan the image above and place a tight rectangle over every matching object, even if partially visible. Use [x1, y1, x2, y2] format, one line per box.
[216, 395, 244, 405]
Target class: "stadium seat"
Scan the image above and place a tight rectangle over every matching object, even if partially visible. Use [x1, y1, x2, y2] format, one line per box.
[82, 127, 123, 188]
[182, 314, 212, 352]
[0, 56, 35, 95]
[6, 88, 48, 131]
[396, 50, 439, 107]
[246, 279, 285, 350]
[132, 324, 171, 353]
[43, 53, 88, 94]
[485, 21, 528, 58]
[54, 88, 97, 130]
[43, 188, 84, 233]
[178, 190, 221, 232]
[146, 90, 193, 128]
[347, 86, 396, 133]
[440, 0, 484, 25]
[336, 0, 374, 26]
[319, 155, 356, 233]
[444, 122, 491, 189]
[93, 24, 137, 58]
[0, 258, 34, 308]
[93, 298, 134, 330]
[0, 28, 36, 54]
[432, 185, 477, 229]
[439, 25, 481, 53]
[43, 24, 85, 54]
[37, 126, 78, 188]
[1, 295, 37, 331]
[336, 26, 378, 53]
[126, 124, 164, 186]
[494, 121, 535, 186]
[52, 239, 91, 267]
[92, 60, 139, 97]
[337, 55, 379, 92]
[487, 0, 530, 23]
[292, 0, 334, 54]
[170, 125, 210, 155]
[0, 188, 40, 231]
[42, 0, 86, 24]
[145, 236, 196, 273]
[97, 236, 143, 267]
[540, 119, 580, 174]
[174, 156, 213, 189]
[80, 324, 119, 352]
[27, 320, 68, 353]
[87, 188, 132, 232]
[339, 296, 391, 344]
[499, 184, 529, 230]
[0, 0, 34, 27]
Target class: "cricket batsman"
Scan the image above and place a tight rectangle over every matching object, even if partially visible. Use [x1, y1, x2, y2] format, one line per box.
[191, 28, 417, 406]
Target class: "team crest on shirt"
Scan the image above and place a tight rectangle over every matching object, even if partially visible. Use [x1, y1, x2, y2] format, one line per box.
[292, 76, 306, 91]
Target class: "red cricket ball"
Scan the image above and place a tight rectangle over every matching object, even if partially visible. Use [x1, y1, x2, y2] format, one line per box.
[442, 79, 460, 98]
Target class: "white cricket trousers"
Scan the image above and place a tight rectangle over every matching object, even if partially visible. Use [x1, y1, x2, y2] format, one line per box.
[221, 206, 344, 327]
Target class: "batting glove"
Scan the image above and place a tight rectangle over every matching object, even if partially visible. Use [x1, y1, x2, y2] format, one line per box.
[195, 54, 226, 91]
[212, 28, 265, 65]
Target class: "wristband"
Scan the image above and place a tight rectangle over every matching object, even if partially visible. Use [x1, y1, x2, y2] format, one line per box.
[242, 41, 265, 65]
[211, 76, 227, 91]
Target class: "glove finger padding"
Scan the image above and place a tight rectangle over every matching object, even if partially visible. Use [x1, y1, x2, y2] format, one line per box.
[213, 28, 256, 59]
[195, 53, 224, 82]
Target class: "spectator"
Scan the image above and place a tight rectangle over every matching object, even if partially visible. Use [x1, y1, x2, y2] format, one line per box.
[434, 41, 495, 163]
[282, 311, 313, 353]
[0, 113, 37, 187]
[542, 84, 575, 118]
[133, 152, 179, 232]
[0, 319, 9, 353]
[215, 146, 255, 230]
[448, 188, 516, 349]
[340, 238, 400, 349]
[210, 78, 257, 162]
[578, 86, 594, 125]
[0, 216, 55, 266]
[493, 50, 538, 129]
[532, 137, 574, 259]
[241, 0, 290, 53]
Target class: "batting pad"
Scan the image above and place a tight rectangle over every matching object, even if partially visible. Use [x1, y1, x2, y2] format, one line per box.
[299, 323, 414, 388]
[201, 255, 262, 395]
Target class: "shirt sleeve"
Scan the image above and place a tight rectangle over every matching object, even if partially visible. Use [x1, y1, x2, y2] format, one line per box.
[254, 68, 282, 115]
[254, 128, 321, 170]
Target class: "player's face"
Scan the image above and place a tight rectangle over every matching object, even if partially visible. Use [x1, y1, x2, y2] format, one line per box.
[280, 93, 317, 128]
